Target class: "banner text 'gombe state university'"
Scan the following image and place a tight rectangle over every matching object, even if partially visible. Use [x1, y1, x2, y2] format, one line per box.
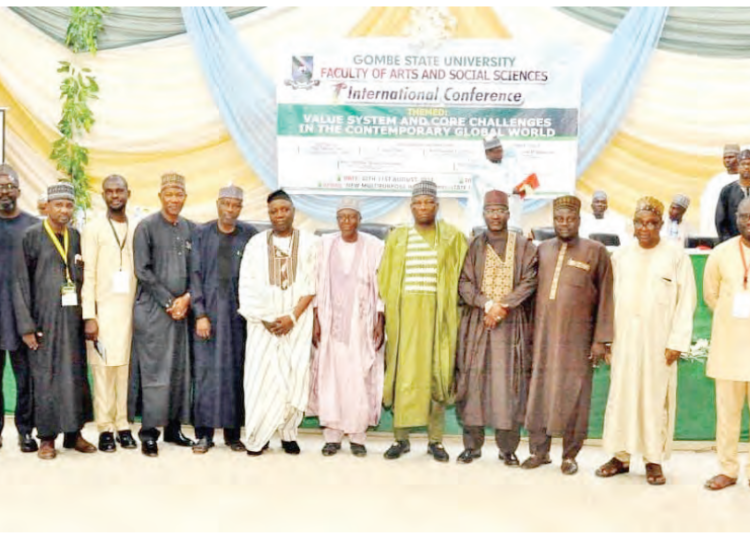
[276, 39, 581, 198]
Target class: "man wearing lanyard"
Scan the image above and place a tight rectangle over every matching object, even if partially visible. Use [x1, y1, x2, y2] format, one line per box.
[703, 196, 750, 490]
[82, 175, 138, 453]
[13, 182, 95, 460]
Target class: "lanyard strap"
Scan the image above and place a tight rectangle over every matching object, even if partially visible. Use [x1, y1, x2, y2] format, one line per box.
[740, 239, 750, 290]
[107, 217, 128, 270]
[43, 219, 71, 283]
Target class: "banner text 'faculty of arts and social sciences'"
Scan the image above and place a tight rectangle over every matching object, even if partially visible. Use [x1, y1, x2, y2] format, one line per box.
[277, 39, 581, 198]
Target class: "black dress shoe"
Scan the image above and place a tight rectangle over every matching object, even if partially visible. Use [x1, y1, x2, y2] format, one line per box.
[248, 441, 271, 456]
[98, 432, 116, 453]
[521, 454, 552, 470]
[383, 440, 410, 460]
[499, 451, 520, 467]
[226, 440, 246, 452]
[281, 440, 301, 455]
[141, 438, 158, 457]
[457, 448, 481, 464]
[350, 443, 367, 457]
[427, 442, 450, 463]
[18, 432, 38, 453]
[116, 430, 137, 449]
[192, 437, 213, 454]
[164, 429, 195, 447]
[321, 442, 341, 456]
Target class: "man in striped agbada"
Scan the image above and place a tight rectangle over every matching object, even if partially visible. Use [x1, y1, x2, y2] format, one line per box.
[378, 180, 468, 463]
[238, 190, 317, 456]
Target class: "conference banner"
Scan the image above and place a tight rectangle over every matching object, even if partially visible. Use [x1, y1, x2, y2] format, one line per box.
[276, 39, 581, 197]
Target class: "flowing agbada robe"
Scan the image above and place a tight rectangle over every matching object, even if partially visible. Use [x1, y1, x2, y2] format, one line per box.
[13, 223, 93, 437]
[455, 231, 537, 429]
[129, 212, 195, 428]
[308, 232, 385, 435]
[525, 237, 614, 437]
[238, 229, 317, 451]
[603, 240, 696, 461]
[378, 222, 468, 427]
[190, 221, 256, 431]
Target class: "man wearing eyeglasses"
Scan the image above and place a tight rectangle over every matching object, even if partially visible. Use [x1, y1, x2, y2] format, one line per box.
[455, 190, 538, 466]
[0, 164, 38, 453]
[597, 196, 696, 486]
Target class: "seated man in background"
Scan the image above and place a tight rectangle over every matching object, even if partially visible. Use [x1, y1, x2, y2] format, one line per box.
[661, 194, 692, 248]
[579, 190, 628, 245]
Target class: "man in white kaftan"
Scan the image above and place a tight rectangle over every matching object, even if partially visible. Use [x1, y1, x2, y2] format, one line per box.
[238, 190, 317, 456]
[597, 196, 696, 486]
[701, 144, 739, 236]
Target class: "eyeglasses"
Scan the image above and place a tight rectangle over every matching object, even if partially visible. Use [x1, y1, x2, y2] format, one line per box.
[633, 220, 661, 230]
[738, 213, 750, 222]
[0, 184, 18, 192]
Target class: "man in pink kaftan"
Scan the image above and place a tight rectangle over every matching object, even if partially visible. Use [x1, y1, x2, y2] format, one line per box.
[308, 198, 385, 457]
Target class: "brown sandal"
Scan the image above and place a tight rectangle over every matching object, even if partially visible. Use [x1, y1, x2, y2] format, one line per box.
[595, 457, 630, 478]
[645, 463, 667, 485]
[704, 474, 737, 491]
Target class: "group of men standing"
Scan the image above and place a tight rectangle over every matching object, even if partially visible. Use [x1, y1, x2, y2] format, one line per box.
[1, 163, 748, 492]
[450, 189, 695, 487]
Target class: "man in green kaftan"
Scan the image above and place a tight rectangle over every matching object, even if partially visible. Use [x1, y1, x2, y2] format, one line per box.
[378, 180, 468, 462]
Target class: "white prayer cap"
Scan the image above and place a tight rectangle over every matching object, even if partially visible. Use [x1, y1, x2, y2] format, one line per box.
[592, 190, 607, 201]
[483, 135, 502, 151]
[724, 144, 740, 155]
[336, 197, 360, 214]
[672, 193, 690, 210]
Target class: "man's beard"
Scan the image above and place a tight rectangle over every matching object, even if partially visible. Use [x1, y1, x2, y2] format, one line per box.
[0, 199, 16, 212]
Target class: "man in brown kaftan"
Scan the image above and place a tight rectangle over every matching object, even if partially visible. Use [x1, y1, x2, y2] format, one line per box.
[523, 195, 614, 475]
[455, 190, 538, 465]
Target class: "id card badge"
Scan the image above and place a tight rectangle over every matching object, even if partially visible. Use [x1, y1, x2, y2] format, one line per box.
[112, 270, 130, 295]
[61, 283, 78, 307]
[732, 291, 750, 319]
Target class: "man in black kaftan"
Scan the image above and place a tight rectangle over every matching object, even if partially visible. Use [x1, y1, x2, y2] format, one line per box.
[13, 182, 95, 459]
[190, 185, 256, 453]
[129, 173, 195, 456]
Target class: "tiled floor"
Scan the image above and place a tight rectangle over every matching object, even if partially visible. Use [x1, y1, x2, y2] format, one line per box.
[1, 420, 749, 532]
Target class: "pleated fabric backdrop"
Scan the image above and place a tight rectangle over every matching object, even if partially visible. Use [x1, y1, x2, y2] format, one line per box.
[1, 6, 748, 230]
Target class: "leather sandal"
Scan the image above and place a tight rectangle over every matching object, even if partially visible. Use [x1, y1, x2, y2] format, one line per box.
[645, 463, 666, 486]
[704, 474, 737, 491]
[595, 457, 629, 478]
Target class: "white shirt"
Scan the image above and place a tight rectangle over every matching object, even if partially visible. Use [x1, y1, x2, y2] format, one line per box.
[580, 211, 630, 246]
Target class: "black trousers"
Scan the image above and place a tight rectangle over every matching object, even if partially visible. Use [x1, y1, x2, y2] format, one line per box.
[462, 424, 521, 454]
[528, 428, 586, 460]
[0, 348, 34, 436]
[195, 426, 241, 442]
[139, 420, 187, 442]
